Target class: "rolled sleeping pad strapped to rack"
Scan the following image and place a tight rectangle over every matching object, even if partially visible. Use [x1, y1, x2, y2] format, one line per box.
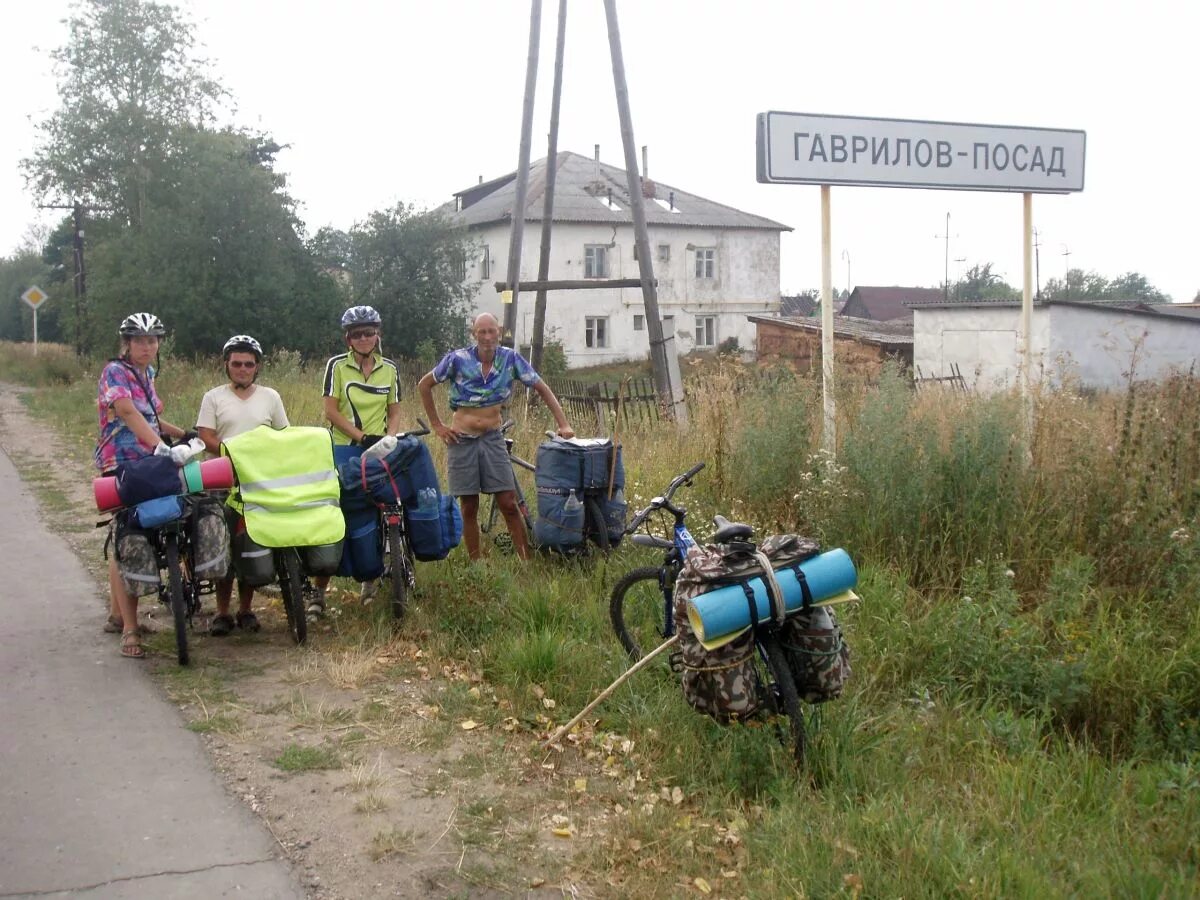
[685, 548, 858, 649]
[93, 456, 235, 512]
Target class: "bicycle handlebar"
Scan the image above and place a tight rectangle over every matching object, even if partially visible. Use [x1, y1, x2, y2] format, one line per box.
[625, 461, 705, 533]
[395, 418, 431, 439]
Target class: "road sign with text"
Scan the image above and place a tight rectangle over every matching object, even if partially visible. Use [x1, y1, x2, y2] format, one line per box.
[757, 112, 1086, 193]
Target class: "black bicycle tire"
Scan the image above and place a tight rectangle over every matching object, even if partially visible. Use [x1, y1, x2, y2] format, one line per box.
[585, 496, 610, 553]
[761, 632, 807, 765]
[386, 519, 411, 622]
[165, 535, 189, 666]
[279, 550, 307, 645]
[609, 566, 668, 661]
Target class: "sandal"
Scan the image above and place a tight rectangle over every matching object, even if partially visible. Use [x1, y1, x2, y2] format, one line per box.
[235, 611, 261, 633]
[106, 616, 153, 636]
[209, 614, 235, 637]
[120, 631, 145, 659]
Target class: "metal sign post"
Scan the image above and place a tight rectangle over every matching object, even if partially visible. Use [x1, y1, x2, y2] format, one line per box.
[757, 111, 1086, 456]
[21, 286, 49, 356]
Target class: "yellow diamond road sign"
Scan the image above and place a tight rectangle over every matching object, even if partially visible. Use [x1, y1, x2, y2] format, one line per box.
[21, 285, 48, 310]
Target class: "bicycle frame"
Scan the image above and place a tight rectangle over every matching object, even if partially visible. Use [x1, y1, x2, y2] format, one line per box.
[482, 420, 536, 541]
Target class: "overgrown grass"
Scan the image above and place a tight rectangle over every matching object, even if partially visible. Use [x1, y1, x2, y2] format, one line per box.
[7, 339, 1199, 896]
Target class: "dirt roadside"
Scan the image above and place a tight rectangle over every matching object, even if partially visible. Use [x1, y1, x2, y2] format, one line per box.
[0, 387, 601, 899]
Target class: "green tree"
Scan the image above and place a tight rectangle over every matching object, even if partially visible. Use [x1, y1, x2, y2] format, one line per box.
[1041, 268, 1171, 304]
[0, 251, 57, 343]
[22, 0, 224, 227]
[345, 205, 476, 358]
[953, 263, 1019, 302]
[84, 127, 341, 358]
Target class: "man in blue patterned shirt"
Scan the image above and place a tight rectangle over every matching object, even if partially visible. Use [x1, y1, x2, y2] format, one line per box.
[419, 313, 574, 559]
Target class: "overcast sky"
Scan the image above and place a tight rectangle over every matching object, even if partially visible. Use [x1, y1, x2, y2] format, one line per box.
[2, 0, 1197, 302]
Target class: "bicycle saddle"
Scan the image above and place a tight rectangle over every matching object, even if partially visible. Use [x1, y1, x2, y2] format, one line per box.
[711, 514, 753, 543]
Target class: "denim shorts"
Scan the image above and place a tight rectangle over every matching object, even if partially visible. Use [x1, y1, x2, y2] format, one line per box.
[446, 429, 516, 496]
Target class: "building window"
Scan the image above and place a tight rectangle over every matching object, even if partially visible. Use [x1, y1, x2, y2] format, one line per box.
[657, 243, 671, 262]
[633, 314, 644, 331]
[585, 316, 609, 348]
[480, 245, 490, 280]
[584, 245, 608, 279]
[695, 315, 716, 347]
[663, 314, 675, 336]
[694, 247, 716, 279]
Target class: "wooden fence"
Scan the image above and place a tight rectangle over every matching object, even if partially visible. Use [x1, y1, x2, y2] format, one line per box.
[914, 363, 969, 393]
[544, 376, 662, 432]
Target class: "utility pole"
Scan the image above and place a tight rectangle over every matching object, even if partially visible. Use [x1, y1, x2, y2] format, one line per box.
[40, 199, 96, 355]
[530, 0, 568, 372]
[502, 0, 543, 349]
[1061, 245, 1072, 299]
[1032, 227, 1042, 298]
[604, 0, 686, 424]
[934, 211, 956, 300]
[841, 249, 850, 293]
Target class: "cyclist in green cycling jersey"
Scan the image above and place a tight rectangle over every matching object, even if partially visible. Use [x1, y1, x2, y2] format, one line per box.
[310, 306, 402, 613]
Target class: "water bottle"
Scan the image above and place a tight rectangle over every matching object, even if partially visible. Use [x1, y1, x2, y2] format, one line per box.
[564, 488, 583, 513]
[364, 434, 398, 460]
[412, 486, 439, 521]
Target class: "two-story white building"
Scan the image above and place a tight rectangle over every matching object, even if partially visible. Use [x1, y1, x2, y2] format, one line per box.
[445, 150, 790, 366]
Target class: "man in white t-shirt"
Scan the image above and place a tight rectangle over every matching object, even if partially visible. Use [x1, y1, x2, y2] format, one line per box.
[196, 335, 289, 636]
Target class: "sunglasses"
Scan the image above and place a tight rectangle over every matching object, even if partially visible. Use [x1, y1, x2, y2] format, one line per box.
[228, 360, 258, 369]
[348, 329, 378, 339]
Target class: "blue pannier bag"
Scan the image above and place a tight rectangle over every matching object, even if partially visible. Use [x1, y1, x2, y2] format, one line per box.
[115, 454, 180, 507]
[132, 494, 184, 529]
[533, 487, 585, 551]
[405, 490, 463, 562]
[336, 438, 460, 563]
[337, 503, 384, 581]
[533, 437, 625, 550]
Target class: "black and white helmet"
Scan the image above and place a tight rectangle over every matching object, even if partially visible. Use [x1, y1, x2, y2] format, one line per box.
[118, 312, 166, 337]
[223, 334, 263, 361]
[340, 305, 382, 330]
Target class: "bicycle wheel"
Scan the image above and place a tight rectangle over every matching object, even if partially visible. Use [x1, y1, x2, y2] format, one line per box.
[165, 535, 189, 666]
[609, 566, 669, 661]
[386, 519, 413, 622]
[278, 549, 308, 645]
[585, 496, 610, 553]
[760, 632, 807, 765]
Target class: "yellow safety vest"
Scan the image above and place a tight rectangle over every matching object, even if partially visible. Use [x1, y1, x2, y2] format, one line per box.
[221, 425, 345, 548]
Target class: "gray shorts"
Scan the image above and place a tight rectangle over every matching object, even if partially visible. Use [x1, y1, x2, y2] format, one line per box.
[447, 429, 516, 496]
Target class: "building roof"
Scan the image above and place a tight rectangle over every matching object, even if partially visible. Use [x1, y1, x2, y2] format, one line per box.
[749, 314, 913, 346]
[780, 294, 818, 317]
[442, 151, 791, 232]
[907, 297, 1200, 326]
[844, 286, 945, 322]
[1151, 303, 1200, 319]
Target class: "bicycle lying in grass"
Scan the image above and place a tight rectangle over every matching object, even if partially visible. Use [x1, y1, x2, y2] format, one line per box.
[608, 462, 814, 763]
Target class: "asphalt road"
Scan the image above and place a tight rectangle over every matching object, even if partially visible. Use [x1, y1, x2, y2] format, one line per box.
[0, 446, 304, 898]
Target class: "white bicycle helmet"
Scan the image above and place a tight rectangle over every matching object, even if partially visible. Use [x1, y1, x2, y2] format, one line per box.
[118, 312, 166, 337]
[340, 305, 382, 330]
[222, 334, 263, 360]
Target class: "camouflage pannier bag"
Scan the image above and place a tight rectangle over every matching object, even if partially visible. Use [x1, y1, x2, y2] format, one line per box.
[187, 497, 229, 582]
[779, 604, 851, 704]
[111, 512, 160, 597]
[673, 534, 823, 722]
